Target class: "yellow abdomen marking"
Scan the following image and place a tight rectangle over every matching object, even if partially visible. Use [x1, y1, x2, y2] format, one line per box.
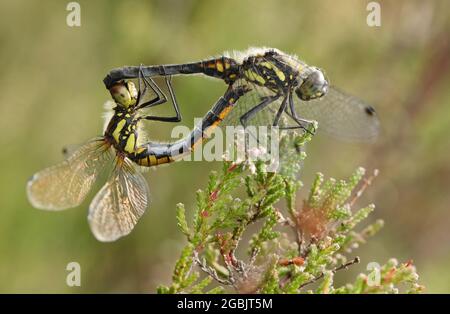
[219, 106, 233, 120]
[138, 155, 157, 166]
[216, 61, 224, 72]
[149, 155, 157, 165]
[204, 123, 219, 137]
[157, 156, 170, 165]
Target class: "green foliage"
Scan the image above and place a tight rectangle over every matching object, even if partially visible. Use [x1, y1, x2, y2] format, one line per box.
[157, 131, 423, 294]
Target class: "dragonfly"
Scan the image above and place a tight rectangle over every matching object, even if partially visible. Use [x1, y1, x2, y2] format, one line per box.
[104, 47, 380, 143]
[27, 68, 248, 242]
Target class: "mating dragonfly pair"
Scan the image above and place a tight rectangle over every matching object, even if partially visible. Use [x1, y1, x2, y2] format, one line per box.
[27, 48, 380, 242]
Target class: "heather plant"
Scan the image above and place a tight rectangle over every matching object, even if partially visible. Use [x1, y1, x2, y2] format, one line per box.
[157, 130, 423, 294]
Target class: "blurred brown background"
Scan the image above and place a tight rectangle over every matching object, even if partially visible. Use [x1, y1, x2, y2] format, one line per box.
[0, 0, 449, 293]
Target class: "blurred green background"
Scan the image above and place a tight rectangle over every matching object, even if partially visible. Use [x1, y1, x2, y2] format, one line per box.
[0, 0, 449, 293]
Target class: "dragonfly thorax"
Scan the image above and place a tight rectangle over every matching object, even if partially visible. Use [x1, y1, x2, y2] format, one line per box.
[241, 53, 300, 93]
[104, 104, 139, 156]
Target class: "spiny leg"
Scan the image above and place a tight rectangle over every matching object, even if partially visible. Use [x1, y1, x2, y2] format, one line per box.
[270, 94, 315, 155]
[138, 74, 182, 123]
[136, 64, 167, 109]
[239, 95, 280, 128]
[238, 94, 280, 153]
[285, 92, 316, 135]
[280, 112, 316, 136]
[272, 95, 289, 127]
[277, 93, 315, 154]
[287, 91, 313, 125]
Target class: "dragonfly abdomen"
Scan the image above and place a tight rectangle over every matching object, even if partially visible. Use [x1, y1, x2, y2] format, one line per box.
[166, 56, 240, 84]
[104, 57, 241, 89]
[130, 85, 243, 167]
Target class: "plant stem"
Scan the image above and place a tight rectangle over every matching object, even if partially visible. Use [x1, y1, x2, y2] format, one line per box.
[299, 256, 361, 289]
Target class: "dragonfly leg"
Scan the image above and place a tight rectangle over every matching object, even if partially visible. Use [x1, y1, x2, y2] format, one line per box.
[237, 94, 281, 151]
[288, 90, 296, 117]
[136, 64, 167, 109]
[138, 74, 182, 123]
[284, 92, 316, 135]
[131, 84, 248, 166]
[281, 113, 316, 135]
[272, 95, 288, 127]
[239, 95, 280, 128]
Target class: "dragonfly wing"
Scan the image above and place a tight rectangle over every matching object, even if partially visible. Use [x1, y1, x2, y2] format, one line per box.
[222, 81, 284, 128]
[27, 138, 111, 210]
[88, 157, 150, 242]
[222, 82, 307, 175]
[295, 87, 380, 142]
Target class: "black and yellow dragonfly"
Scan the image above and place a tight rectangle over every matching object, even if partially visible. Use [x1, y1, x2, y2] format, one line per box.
[28, 47, 380, 241]
[27, 69, 248, 241]
[104, 47, 380, 142]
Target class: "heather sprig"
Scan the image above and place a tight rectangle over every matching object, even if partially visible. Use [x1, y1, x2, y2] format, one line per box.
[157, 130, 423, 294]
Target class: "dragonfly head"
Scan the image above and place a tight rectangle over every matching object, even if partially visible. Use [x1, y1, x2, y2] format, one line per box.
[109, 80, 138, 108]
[296, 67, 329, 101]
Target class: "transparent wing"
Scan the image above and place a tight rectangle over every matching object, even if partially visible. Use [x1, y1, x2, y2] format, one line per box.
[219, 82, 380, 175]
[295, 87, 380, 142]
[88, 157, 150, 242]
[223, 83, 380, 142]
[222, 82, 306, 175]
[222, 81, 286, 128]
[27, 138, 111, 210]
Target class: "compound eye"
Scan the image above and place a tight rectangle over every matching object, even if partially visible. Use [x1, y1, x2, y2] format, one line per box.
[110, 81, 137, 107]
[112, 86, 131, 106]
[297, 69, 329, 101]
